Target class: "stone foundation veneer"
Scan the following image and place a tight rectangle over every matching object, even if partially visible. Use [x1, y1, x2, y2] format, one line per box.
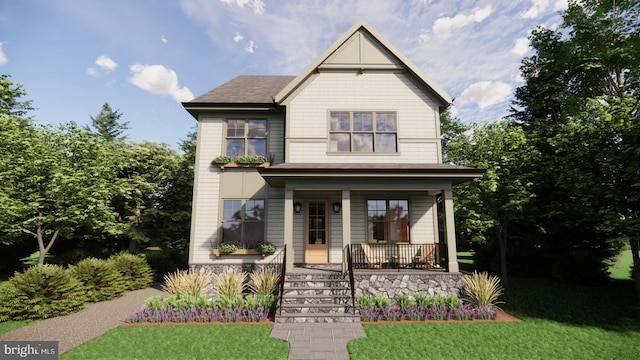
[192, 264, 466, 299]
[353, 272, 466, 298]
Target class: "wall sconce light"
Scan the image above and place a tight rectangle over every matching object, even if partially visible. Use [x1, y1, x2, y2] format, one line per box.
[332, 201, 341, 214]
[294, 202, 303, 214]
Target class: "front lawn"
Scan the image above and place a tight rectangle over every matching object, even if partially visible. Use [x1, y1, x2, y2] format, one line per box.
[61, 325, 288, 360]
[0, 320, 33, 334]
[349, 277, 640, 359]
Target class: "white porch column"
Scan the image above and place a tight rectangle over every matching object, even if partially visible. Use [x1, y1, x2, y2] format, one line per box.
[284, 187, 294, 271]
[443, 187, 459, 272]
[341, 189, 351, 248]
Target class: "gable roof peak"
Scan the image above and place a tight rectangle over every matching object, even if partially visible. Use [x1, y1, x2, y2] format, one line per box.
[274, 19, 452, 106]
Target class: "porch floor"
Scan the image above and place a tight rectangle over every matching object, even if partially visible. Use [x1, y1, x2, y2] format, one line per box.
[290, 263, 449, 274]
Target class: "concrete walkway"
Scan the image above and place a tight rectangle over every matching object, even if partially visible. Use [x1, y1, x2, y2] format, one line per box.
[0, 287, 165, 354]
[270, 323, 367, 360]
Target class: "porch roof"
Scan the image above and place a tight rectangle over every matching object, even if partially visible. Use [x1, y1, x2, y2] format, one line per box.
[258, 163, 485, 187]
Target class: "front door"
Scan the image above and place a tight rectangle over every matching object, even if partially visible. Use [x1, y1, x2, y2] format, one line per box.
[305, 200, 329, 263]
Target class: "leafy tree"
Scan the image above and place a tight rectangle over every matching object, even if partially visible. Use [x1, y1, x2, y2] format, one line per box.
[0, 74, 34, 117]
[447, 121, 538, 283]
[0, 117, 117, 265]
[508, 0, 639, 285]
[141, 132, 195, 263]
[106, 141, 181, 253]
[440, 109, 467, 163]
[90, 103, 129, 142]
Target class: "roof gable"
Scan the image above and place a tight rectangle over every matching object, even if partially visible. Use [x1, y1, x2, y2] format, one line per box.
[275, 19, 452, 106]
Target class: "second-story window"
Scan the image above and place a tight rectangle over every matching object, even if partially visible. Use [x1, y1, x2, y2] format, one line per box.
[226, 119, 267, 156]
[329, 111, 397, 153]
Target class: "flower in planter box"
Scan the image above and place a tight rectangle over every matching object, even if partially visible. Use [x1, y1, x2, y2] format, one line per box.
[257, 242, 276, 253]
[216, 243, 238, 253]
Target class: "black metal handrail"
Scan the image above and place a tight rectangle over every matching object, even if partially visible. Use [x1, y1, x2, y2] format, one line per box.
[278, 245, 287, 315]
[346, 245, 356, 314]
[350, 243, 445, 270]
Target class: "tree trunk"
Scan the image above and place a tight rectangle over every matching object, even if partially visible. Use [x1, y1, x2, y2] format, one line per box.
[498, 225, 508, 286]
[36, 223, 60, 266]
[630, 237, 640, 300]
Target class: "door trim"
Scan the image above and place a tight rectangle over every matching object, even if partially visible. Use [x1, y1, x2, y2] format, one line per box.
[304, 199, 329, 263]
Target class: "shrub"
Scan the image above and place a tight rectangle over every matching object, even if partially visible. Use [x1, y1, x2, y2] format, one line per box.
[412, 293, 432, 307]
[356, 293, 376, 308]
[161, 270, 212, 297]
[394, 293, 415, 312]
[108, 252, 154, 290]
[0, 265, 88, 321]
[69, 258, 126, 302]
[446, 293, 463, 309]
[374, 293, 391, 309]
[248, 267, 279, 295]
[163, 294, 211, 310]
[213, 294, 245, 309]
[462, 271, 504, 308]
[244, 294, 276, 313]
[211, 267, 247, 297]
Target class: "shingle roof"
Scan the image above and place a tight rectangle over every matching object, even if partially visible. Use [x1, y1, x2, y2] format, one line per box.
[187, 75, 296, 104]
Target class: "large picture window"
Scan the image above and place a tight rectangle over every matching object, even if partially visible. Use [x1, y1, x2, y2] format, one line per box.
[367, 199, 409, 243]
[221, 199, 265, 247]
[226, 119, 267, 156]
[329, 111, 397, 153]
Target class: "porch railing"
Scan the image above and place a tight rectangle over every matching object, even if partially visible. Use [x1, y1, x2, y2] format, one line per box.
[350, 243, 446, 271]
[278, 245, 287, 315]
[343, 245, 356, 314]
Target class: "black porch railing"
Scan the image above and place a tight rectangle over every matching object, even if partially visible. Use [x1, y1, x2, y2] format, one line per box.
[350, 243, 446, 271]
[278, 245, 287, 315]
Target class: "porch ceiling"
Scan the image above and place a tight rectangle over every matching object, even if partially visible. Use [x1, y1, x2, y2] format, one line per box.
[258, 163, 485, 187]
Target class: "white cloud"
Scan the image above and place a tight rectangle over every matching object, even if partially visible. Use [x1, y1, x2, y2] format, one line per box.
[433, 5, 493, 38]
[511, 37, 530, 56]
[521, 0, 567, 19]
[95, 55, 117, 71]
[128, 63, 194, 102]
[220, 0, 265, 15]
[87, 55, 117, 77]
[458, 81, 512, 109]
[161, 35, 168, 44]
[245, 40, 255, 53]
[233, 32, 244, 43]
[0, 42, 8, 65]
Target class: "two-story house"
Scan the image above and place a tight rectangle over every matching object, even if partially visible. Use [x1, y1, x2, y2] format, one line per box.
[183, 19, 483, 275]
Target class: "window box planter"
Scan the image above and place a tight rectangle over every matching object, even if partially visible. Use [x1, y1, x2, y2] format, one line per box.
[216, 162, 270, 172]
[212, 249, 273, 259]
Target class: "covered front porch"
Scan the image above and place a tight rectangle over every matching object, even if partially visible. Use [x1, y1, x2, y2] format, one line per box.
[259, 163, 484, 273]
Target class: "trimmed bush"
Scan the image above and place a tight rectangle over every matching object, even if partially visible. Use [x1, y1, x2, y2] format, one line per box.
[0, 265, 88, 321]
[69, 258, 126, 302]
[108, 252, 154, 290]
[161, 270, 212, 297]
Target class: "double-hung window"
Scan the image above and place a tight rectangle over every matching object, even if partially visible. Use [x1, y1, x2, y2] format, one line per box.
[226, 119, 267, 156]
[367, 199, 409, 243]
[221, 199, 265, 248]
[329, 111, 397, 152]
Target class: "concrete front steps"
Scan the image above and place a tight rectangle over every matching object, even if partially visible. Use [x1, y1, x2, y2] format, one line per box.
[275, 269, 360, 323]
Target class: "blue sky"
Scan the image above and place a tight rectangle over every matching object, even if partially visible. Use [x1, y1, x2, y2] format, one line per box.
[0, 0, 567, 150]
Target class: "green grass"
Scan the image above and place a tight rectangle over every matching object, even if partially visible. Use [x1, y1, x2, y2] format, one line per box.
[610, 249, 633, 280]
[457, 251, 475, 272]
[61, 325, 288, 360]
[0, 320, 33, 334]
[349, 277, 640, 359]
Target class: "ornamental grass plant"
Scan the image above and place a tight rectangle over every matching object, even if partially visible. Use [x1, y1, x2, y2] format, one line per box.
[248, 267, 279, 295]
[161, 269, 213, 297]
[461, 271, 504, 308]
[212, 267, 247, 297]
